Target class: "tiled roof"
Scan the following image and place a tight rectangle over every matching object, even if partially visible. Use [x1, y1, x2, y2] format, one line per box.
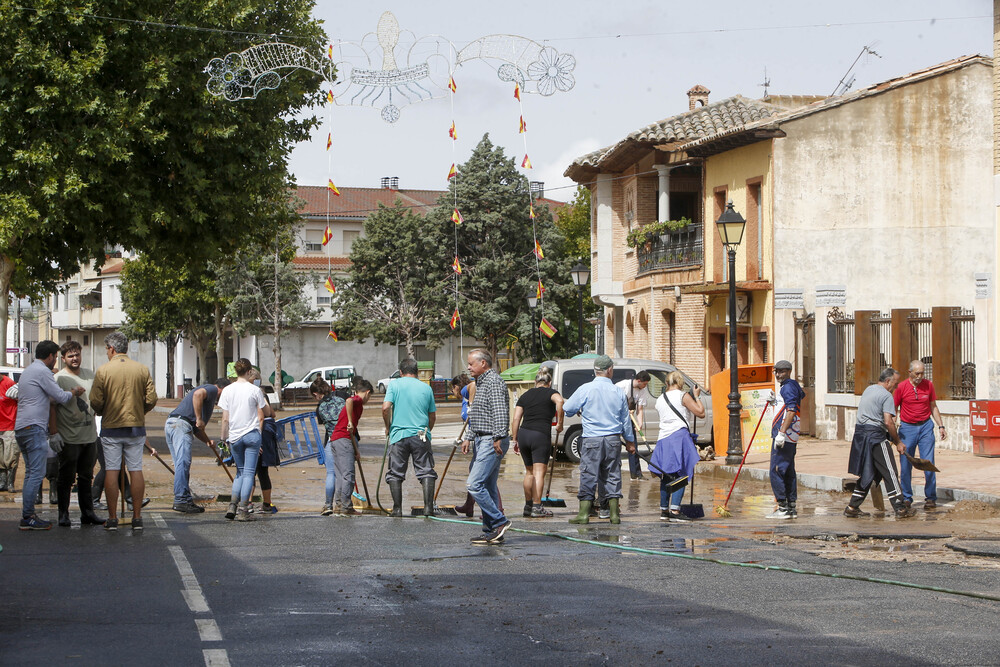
[293, 256, 352, 270]
[99, 258, 125, 275]
[294, 186, 446, 219]
[565, 95, 789, 177]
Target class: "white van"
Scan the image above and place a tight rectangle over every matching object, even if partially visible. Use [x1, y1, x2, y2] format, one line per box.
[506, 358, 712, 463]
[284, 365, 355, 390]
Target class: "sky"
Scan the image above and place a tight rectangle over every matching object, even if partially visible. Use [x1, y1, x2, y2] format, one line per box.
[282, 1, 993, 203]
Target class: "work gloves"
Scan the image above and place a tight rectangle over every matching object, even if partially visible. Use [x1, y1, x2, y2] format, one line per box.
[48, 433, 64, 455]
[773, 432, 787, 449]
[5, 384, 17, 400]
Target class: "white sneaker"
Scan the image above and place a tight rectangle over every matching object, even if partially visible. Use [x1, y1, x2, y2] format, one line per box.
[598, 508, 611, 519]
[765, 507, 792, 519]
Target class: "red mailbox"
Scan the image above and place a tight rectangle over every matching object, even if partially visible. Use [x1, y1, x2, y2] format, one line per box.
[969, 400, 1000, 457]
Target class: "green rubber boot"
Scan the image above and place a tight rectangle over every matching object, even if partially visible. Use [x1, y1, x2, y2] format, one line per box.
[569, 500, 592, 524]
[609, 498, 621, 525]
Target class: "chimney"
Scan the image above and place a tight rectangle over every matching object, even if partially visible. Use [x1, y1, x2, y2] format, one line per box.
[380, 177, 399, 190]
[529, 181, 545, 199]
[687, 85, 710, 111]
[380, 177, 390, 189]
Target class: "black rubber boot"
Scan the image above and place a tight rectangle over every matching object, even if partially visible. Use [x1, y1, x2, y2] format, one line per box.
[78, 477, 104, 525]
[421, 478, 437, 517]
[388, 480, 403, 517]
[0, 469, 8, 492]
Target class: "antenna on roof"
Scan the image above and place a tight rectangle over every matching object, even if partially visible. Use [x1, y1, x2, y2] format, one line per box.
[831, 44, 881, 97]
[759, 67, 770, 98]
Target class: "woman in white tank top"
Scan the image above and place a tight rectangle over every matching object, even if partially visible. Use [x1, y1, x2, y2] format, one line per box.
[650, 372, 706, 521]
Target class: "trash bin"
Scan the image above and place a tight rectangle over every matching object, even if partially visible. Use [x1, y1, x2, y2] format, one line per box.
[709, 364, 776, 453]
[416, 361, 435, 384]
[969, 400, 1000, 457]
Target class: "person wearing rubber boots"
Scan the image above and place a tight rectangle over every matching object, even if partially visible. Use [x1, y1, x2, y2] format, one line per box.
[562, 355, 636, 525]
[382, 358, 437, 517]
[767, 360, 805, 520]
[845, 368, 917, 519]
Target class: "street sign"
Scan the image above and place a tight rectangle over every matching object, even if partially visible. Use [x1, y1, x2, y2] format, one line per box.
[5, 347, 27, 354]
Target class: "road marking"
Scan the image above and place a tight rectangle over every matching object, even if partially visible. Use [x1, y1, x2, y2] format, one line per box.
[196, 618, 223, 641]
[168, 545, 210, 613]
[152, 513, 175, 541]
[203, 649, 231, 667]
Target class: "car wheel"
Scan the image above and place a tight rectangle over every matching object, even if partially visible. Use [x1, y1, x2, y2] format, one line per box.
[378, 383, 386, 393]
[562, 428, 582, 464]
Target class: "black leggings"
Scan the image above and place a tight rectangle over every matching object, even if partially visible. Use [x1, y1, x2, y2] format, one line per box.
[255, 458, 271, 492]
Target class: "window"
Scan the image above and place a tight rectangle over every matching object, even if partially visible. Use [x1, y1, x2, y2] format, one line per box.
[343, 230, 360, 254]
[316, 295, 331, 306]
[746, 179, 762, 280]
[713, 188, 727, 283]
[305, 229, 324, 253]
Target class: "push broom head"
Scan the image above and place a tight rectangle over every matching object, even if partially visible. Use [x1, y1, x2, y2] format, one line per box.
[715, 505, 732, 518]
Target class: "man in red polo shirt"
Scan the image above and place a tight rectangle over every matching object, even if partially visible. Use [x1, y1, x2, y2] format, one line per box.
[893, 360, 946, 510]
[0, 371, 18, 492]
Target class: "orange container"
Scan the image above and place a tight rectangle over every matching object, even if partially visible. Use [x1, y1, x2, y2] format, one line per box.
[710, 364, 776, 452]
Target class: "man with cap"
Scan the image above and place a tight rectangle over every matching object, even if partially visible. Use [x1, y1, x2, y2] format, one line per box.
[767, 360, 805, 519]
[562, 355, 636, 524]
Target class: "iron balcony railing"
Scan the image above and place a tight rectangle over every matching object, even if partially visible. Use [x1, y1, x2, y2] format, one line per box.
[636, 224, 703, 275]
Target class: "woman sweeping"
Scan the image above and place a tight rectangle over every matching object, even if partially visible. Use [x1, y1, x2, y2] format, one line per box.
[651, 371, 705, 522]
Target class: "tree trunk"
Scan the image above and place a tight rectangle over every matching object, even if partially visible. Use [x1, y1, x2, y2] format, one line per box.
[486, 335, 499, 371]
[0, 255, 14, 365]
[164, 333, 177, 399]
[405, 333, 415, 360]
[214, 303, 227, 380]
[272, 332, 283, 411]
[195, 340, 208, 387]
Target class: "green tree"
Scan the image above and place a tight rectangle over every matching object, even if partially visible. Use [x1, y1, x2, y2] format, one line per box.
[216, 230, 318, 407]
[0, 1, 326, 354]
[438, 135, 577, 363]
[556, 186, 592, 260]
[332, 202, 452, 358]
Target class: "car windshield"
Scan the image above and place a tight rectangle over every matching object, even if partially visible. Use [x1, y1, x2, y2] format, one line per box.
[561, 368, 633, 400]
[336, 368, 353, 379]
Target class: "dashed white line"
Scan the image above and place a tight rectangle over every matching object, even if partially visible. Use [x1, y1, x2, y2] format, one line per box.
[196, 619, 223, 641]
[203, 649, 232, 667]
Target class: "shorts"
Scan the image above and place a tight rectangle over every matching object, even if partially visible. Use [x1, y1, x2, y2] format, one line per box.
[101, 435, 144, 472]
[518, 428, 551, 467]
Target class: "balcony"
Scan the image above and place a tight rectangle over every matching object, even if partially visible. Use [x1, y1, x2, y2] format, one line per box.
[634, 222, 703, 276]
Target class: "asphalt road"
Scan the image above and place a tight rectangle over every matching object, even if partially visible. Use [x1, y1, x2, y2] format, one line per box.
[3, 503, 1000, 666]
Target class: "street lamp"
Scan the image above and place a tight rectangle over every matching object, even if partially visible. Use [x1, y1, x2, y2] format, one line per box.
[570, 261, 591, 355]
[716, 200, 746, 466]
[527, 292, 539, 362]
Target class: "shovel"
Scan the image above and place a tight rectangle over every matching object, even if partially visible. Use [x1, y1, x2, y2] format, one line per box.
[904, 452, 941, 472]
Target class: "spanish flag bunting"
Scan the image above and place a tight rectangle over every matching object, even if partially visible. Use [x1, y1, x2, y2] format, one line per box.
[535, 279, 545, 299]
[322, 226, 332, 246]
[448, 75, 457, 93]
[539, 317, 557, 339]
[450, 308, 460, 330]
[533, 239, 544, 260]
[529, 204, 536, 220]
[514, 83, 521, 101]
[328, 330, 339, 341]
[521, 154, 532, 169]
[328, 44, 333, 59]
[326, 133, 332, 150]
[328, 179, 340, 196]
[449, 121, 457, 140]
[519, 116, 526, 133]
[324, 276, 336, 293]
[452, 208, 463, 225]
[452, 256, 462, 274]
[327, 90, 334, 104]
[447, 163, 457, 180]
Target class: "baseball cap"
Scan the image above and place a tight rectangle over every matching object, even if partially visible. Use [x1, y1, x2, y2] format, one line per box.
[593, 355, 614, 371]
[774, 360, 792, 371]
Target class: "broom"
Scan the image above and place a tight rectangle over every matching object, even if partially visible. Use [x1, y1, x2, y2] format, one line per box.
[715, 403, 772, 518]
[541, 431, 567, 507]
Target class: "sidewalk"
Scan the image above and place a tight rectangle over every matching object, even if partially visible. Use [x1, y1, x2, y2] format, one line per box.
[713, 436, 1000, 505]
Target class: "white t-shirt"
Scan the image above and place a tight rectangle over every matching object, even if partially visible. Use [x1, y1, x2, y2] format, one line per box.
[615, 378, 649, 411]
[655, 389, 692, 441]
[218, 380, 267, 443]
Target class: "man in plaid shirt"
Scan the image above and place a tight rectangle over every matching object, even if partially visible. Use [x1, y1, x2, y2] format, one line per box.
[462, 349, 512, 545]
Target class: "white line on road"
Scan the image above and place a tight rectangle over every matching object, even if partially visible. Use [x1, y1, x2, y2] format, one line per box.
[196, 618, 223, 641]
[203, 649, 231, 667]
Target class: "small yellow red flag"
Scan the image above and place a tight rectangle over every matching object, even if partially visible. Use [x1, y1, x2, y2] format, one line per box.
[450, 308, 460, 330]
[447, 163, 457, 180]
[522, 154, 532, 169]
[328, 179, 340, 196]
[539, 317, 557, 339]
[328, 44, 333, 59]
[324, 276, 336, 293]
[327, 90, 334, 104]
[534, 239, 544, 260]
[519, 116, 526, 133]
[326, 133, 332, 150]
[536, 279, 545, 299]
[529, 204, 536, 220]
[514, 83, 521, 101]
[449, 121, 457, 140]
[328, 330, 339, 341]
[452, 208, 463, 225]
[452, 256, 462, 274]
[322, 226, 332, 246]
[448, 75, 457, 93]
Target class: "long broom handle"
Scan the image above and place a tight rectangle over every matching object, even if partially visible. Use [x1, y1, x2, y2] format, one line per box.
[543, 430, 561, 498]
[721, 405, 771, 509]
[349, 430, 372, 508]
[207, 440, 234, 482]
[144, 440, 175, 475]
[435, 423, 465, 501]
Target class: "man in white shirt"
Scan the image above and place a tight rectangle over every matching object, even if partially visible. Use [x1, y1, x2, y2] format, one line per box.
[615, 372, 651, 482]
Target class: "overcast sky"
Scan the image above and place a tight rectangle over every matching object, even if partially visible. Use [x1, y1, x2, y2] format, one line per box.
[284, 1, 993, 202]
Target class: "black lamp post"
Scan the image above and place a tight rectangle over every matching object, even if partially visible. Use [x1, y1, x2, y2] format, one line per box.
[527, 292, 539, 362]
[716, 200, 747, 466]
[570, 261, 591, 355]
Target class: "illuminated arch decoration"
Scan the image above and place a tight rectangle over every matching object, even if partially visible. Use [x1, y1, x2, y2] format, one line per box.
[204, 11, 576, 122]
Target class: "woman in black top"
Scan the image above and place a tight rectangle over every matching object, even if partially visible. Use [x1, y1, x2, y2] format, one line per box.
[511, 368, 564, 518]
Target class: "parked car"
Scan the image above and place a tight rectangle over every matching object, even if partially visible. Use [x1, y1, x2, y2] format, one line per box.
[284, 365, 355, 390]
[0, 366, 23, 382]
[504, 358, 712, 463]
[376, 371, 445, 393]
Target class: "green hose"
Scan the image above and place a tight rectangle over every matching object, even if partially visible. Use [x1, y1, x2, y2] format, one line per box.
[427, 515, 1000, 604]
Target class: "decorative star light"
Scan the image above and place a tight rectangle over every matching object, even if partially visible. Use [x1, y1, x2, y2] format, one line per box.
[204, 11, 576, 122]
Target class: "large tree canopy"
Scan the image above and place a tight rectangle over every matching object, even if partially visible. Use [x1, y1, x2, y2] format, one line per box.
[0, 0, 327, 348]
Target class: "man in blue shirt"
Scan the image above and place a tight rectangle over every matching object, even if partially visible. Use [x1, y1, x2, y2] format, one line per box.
[165, 378, 229, 513]
[768, 360, 806, 520]
[382, 358, 437, 517]
[562, 355, 635, 524]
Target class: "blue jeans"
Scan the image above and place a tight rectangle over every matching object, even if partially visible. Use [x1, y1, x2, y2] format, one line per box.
[769, 440, 797, 503]
[899, 420, 936, 502]
[627, 450, 642, 478]
[660, 480, 686, 510]
[230, 430, 262, 504]
[466, 435, 509, 532]
[15, 425, 48, 518]
[578, 435, 623, 502]
[323, 441, 337, 505]
[164, 417, 194, 504]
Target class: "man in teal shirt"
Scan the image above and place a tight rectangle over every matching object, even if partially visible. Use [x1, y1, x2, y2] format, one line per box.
[381, 358, 437, 517]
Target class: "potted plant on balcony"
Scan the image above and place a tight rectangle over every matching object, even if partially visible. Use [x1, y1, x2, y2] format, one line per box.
[626, 218, 693, 249]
